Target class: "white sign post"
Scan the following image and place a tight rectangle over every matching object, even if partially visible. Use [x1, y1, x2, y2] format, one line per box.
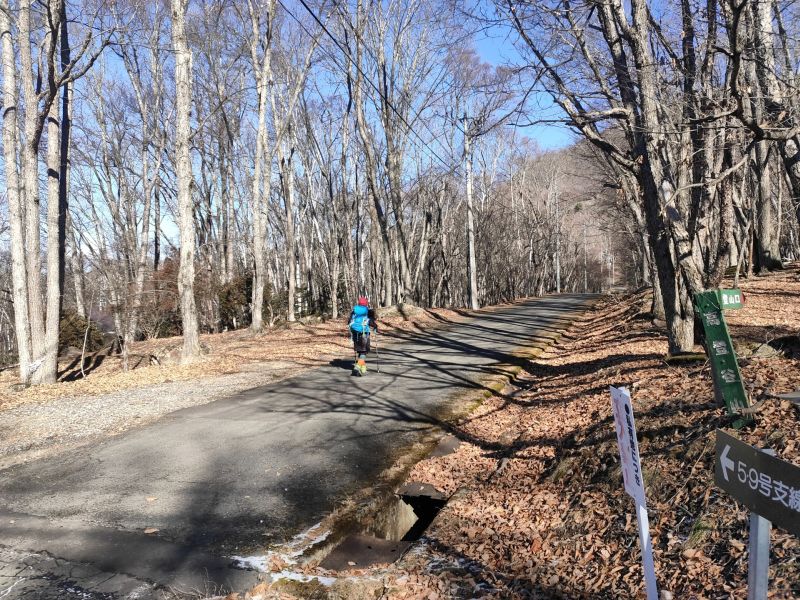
[610, 386, 658, 600]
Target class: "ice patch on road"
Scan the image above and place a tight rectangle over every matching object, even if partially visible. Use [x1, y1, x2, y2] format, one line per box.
[285, 520, 331, 559]
[230, 559, 338, 588]
[61, 587, 99, 599]
[231, 555, 270, 571]
[272, 571, 337, 587]
[0, 579, 26, 599]
[231, 521, 331, 571]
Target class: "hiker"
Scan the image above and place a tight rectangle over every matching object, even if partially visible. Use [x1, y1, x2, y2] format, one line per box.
[348, 296, 378, 376]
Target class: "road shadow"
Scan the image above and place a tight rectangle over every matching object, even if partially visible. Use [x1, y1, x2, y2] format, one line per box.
[329, 358, 354, 371]
[1, 294, 645, 595]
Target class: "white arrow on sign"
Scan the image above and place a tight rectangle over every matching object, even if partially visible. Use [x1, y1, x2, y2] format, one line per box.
[720, 444, 734, 482]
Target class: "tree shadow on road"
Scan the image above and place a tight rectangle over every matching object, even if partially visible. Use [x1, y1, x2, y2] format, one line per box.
[2, 295, 647, 597]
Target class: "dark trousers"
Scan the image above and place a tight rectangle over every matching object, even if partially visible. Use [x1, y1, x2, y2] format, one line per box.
[352, 331, 371, 354]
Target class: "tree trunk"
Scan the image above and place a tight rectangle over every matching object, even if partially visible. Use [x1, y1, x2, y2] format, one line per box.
[745, 2, 782, 271]
[628, 0, 700, 352]
[20, 0, 45, 370]
[707, 158, 735, 287]
[282, 146, 297, 322]
[0, 0, 33, 383]
[350, 0, 394, 307]
[68, 214, 86, 318]
[247, 1, 274, 333]
[38, 85, 62, 385]
[220, 140, 234, 284]
[58, 0, 70, 307]
[752, 143, 780, 271]
[172, 0, 200, 360]
[154, 182, 161, 271]
[385, 144, 412, 302]
[641, 239, 665, 319]
[31, 0, 66, 385]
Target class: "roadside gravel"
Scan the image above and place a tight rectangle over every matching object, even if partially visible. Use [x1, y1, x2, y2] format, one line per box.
[0, 360, 301, 470]
[0, 306, 474, 471]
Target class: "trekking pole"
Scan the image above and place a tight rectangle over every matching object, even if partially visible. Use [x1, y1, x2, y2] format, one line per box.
[375, 329, 380, 373]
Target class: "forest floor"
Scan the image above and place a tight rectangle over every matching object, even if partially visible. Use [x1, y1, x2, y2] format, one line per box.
[234, 265, 800, 600]
[0, 304, 473, 469]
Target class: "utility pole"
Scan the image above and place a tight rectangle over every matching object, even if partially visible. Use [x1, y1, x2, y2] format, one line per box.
[463, 113, 479, 310]
[549, 174, 561, 294]
[611, 252, 615, 287]
[583, 223, 588, 293]
[555, 185, 561, 294]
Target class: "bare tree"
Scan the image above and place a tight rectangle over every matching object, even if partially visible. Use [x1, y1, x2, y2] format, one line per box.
[1, 0, 110, 384]
[172, 0, 200, 360]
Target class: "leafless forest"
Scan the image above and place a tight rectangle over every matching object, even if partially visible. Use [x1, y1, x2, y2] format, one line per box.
[0, 0, 798, 384]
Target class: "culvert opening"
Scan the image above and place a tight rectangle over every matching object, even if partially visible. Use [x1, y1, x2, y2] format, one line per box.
[355, 491, 446, 542]
[398, 494, 446, 542]
[318, 488, 446, 570]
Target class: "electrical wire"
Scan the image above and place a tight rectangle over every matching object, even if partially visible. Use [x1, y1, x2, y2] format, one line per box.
[276, 0, 459, 175]
[330, 1, 464, 156]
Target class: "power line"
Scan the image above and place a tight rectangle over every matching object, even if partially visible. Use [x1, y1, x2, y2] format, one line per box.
[330, 1, 463, 160]
[296, 0, 457, 172]
[276, 0, 459, 175]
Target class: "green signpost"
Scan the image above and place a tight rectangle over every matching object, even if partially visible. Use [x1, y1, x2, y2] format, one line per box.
[694, 290, 749, 417]
[717, 288, 744, 310]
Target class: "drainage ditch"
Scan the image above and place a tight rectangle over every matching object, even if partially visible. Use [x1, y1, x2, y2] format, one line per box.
[313, 435, 461, 571]
[250, 433, 461, 585]
[367, 487, 447, 544]
[318, 485, 447, 571]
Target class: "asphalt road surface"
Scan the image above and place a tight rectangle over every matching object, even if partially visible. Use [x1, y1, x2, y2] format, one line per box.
[0, 295, 595, 598]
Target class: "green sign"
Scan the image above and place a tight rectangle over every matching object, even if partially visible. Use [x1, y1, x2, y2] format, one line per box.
[717, 289, 744, 310]
[695, 291, 749, 415]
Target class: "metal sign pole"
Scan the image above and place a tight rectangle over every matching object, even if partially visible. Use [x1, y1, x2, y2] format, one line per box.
[715, 433, 800, 599]
[636, 502, 658, 600]
[747, 511, 771, 600]
[694, 290, 749, 417]
[747, 449, 774, 600]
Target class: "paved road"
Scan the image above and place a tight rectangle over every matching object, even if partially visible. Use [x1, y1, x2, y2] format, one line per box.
[0, 295, 594, 598]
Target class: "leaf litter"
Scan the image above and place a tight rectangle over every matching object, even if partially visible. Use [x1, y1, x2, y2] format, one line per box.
[0, 306, 475, 468]
[4, 274, 798, 598]
[235, 265, 800, 599]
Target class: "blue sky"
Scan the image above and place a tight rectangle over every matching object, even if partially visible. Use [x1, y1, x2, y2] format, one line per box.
[473, 20, 575, 151]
